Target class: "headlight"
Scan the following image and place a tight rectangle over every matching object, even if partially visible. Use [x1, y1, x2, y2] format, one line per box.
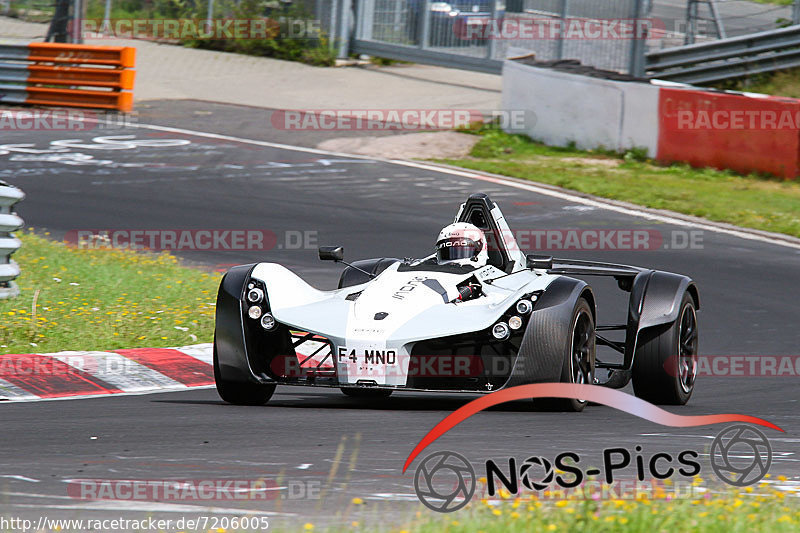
[247, 287, 264, 303]
[492, 322, 510, 340]
[516, 299, 533, 314]
[508, 316, 523, 330]
[261, 313, 276, 330]
[248, 305, 262, 320]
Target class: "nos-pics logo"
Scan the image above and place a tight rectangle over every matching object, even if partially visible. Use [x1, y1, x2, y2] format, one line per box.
[413, 424, 772, 513]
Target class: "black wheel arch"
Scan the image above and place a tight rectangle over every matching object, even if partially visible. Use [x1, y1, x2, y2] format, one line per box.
[625, 270, 699, 369]
[503, 276, 594, 388]
[214, 263, 262, 385]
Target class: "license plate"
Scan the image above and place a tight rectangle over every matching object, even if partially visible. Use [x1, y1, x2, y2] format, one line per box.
[338, 347, 397, 365]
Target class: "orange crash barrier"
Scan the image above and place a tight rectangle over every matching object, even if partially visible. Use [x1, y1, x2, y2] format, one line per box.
[0, 42, 136, 112]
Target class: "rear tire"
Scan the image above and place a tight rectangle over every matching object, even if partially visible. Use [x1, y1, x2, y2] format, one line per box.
[632, 292, 698, 405]
[340, 388, 393, 399]
[213, 336, 276, 406]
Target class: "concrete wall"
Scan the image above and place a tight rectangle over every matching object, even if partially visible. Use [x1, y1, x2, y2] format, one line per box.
[501, 59, 660, 157]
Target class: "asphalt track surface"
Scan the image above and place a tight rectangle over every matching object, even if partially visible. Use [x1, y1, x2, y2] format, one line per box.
[1, 100, 799, 529]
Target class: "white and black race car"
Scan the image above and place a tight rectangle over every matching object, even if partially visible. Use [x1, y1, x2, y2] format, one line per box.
[214, 194, 699, 410]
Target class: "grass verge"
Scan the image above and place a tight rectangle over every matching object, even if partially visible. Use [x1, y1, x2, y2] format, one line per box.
[397, 480, 799, 533]
[0, 231, 219, 354]
[328, 477, 798, 533]
[438, 128, 800, 238]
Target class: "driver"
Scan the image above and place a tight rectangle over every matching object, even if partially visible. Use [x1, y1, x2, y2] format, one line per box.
[435, 222, 489, 268]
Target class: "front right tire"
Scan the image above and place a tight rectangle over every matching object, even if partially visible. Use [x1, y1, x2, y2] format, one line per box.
[213, 335, 276, 406]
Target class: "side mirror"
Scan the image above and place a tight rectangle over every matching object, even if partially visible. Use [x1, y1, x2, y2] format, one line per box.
[526, 254, 553, 270]
[319, 246, 344, 262]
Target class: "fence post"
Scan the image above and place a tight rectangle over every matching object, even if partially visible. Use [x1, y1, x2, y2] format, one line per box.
[0, 182, 24, 300]
[556, 0, 569, 60]
[357, 0, 374, 41]
[486, 0, 498, 59]
[794, 0, 800, 25]
[339, 0, 353, 57]
[629, 0, 648, 76]
[103, 0, 112, 32]
[419, 0, 431, 49]
[71, 0, 84, 43]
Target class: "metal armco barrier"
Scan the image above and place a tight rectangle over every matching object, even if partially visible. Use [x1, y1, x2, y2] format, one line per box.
[0, 42, 135, 112]
[0, 182, 24, 300]
[646, 25, 800, 84]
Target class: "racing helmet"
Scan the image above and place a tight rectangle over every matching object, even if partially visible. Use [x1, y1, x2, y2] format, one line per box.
[435, 222, 488, 267]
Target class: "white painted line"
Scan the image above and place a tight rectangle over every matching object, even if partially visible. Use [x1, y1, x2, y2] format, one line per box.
[92, 118, 800, 252]
[0, 476, 39, 483]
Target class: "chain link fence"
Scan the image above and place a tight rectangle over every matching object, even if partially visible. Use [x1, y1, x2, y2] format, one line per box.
[353, 0, 651, 73]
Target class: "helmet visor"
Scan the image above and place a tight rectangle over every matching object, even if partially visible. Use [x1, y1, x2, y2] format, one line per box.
[436, 238, 481, 262]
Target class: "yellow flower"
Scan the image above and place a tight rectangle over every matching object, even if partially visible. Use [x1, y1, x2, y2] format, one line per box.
[777, 475, 788, 481]
[555, 500, 568, 508]
[351, 522, 359, 527]
[547, 525, 557, 531]
[303, 524, 314, 531]
[351, 497, 364, 505]
[491, 509, 502, 516]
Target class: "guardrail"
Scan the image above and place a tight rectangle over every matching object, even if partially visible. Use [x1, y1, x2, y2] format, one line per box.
[0, 182, 24, 300]
[0, 43, 135, 112]
[646, 25, 800, 84]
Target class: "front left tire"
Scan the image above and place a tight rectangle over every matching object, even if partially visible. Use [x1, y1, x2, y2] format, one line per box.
[632, 292, 698, 405]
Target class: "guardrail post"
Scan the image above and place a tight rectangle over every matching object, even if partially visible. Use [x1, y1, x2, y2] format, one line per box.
[0, 182, 24, 300]
[794, 0, 800, 25]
